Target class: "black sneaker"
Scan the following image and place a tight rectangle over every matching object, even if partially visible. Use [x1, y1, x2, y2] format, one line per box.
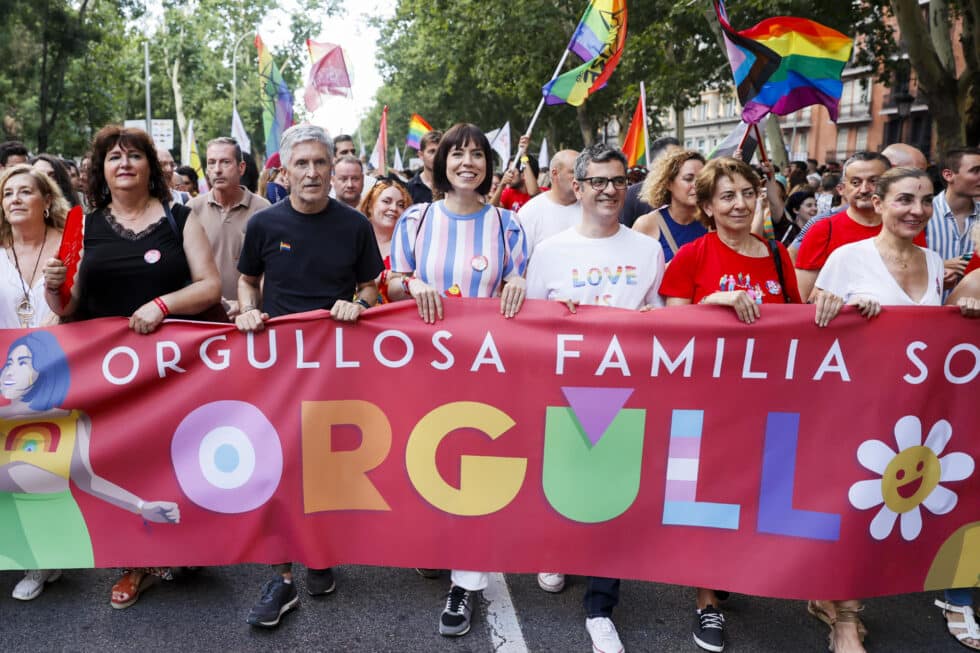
[693, 606, 726, 652]
[415, 568, 442, 579]
[246, 577, 298, 627]
[439, 585, 473, 637]
[306, 567, 336, 596]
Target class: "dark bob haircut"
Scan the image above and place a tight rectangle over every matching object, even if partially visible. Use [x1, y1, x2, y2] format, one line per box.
[433, 123, 493, 196]
[87, 125, 171, 210]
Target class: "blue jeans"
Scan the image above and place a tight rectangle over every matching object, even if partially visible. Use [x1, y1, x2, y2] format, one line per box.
[946, 588, 976, 607]
[584, 577, 620, 618]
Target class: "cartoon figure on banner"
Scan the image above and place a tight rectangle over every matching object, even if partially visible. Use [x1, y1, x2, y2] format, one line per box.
[848, 415, 974, 541]
[925, 521, 980, 591]
[0, 332, 180, 571]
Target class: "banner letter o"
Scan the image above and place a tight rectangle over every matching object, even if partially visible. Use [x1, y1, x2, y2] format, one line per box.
[171, 401, 283, 513]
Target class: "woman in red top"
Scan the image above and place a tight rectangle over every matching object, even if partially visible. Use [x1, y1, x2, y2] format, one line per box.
[661, 158, 803, 323]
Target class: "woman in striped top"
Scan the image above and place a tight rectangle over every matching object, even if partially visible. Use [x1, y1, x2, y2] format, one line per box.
[386, 123, 527, 639]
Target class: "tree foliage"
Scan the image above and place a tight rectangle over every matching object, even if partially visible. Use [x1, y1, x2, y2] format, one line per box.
[0, 0, 337, 159]
[363, 0, 980, 161]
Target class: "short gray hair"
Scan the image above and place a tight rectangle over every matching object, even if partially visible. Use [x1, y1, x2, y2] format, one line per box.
[279, 125, 334, 168]
[206, 137, 243, 163]
[334, 154, 363, 172]
[574, 143, 627, 180]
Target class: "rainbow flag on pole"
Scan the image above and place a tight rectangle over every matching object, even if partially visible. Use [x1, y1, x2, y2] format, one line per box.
[620, 91, 647, 168]
[406, 114, 433, 150]
[256, 34, 294, 155]
[714, 0, 853, 124]
[542, 0, 628, 106]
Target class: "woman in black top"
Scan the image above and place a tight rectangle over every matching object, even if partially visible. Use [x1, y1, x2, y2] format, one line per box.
[43, 126, 219, 330]
[41, 126, 219, 609]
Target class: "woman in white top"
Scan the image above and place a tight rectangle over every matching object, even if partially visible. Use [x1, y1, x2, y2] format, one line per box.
[816, 167, 978, 316]
[0, 165, 66, 330]
[0, 164, 67, 601]
[811, 167, 978, 653]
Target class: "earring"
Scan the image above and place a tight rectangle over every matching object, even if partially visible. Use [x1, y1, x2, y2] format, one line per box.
[43, 208, 49, 219]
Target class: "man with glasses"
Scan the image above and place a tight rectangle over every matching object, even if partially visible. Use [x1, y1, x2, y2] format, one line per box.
[526, 142, 665, 653]
[795, 152, 894, 301]
[189, 137, 270, 319]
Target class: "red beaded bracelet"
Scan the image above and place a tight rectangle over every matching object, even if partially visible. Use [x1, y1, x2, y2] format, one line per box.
[153, 296, 170, 316]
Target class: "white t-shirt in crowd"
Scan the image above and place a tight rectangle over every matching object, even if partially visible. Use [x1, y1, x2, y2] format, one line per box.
[815, 238, 944, 306]
[518, 192, 582, 257]
[527, 224, 665, 309]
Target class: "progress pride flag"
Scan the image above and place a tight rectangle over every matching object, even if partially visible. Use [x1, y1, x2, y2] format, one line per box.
[2, 300, 978, 600]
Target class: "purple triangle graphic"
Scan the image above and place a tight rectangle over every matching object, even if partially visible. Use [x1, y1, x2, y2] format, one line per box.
[561, 386, 635, 447]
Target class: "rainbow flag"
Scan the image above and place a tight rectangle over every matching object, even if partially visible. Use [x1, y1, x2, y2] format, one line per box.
[256, 34, 294, 155]
[714, 0, 852, 124]
[620, 94, 647, 168]
[542, 0, 627, 106]
[406, 114, 433, 150]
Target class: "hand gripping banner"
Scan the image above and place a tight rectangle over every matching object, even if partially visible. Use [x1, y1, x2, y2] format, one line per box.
[0, 300, 977, 600]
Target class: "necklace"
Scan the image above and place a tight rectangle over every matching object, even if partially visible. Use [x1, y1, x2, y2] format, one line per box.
[11, 225, 48, 328]
[877, 243, 915, 270]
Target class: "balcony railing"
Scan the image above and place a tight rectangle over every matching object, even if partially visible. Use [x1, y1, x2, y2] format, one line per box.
[836, 102, 872, 122]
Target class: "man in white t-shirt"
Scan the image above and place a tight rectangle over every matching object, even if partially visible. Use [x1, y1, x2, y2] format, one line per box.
[526, 143, 664, 653]
[519, 149, 581, 258]
[527, 144, 664, 310]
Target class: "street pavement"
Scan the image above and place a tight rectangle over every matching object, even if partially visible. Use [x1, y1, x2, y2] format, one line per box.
[0, 564, 966, 651]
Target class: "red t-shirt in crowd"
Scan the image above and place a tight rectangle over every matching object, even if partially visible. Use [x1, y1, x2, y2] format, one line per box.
[796, 209, 927, 270]
[660, 232, 802, 304]
[500, 187, 533, 212]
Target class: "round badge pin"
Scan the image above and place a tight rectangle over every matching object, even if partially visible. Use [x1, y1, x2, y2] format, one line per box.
[471, 255, 489, 272]
[144, 249, 162, 264]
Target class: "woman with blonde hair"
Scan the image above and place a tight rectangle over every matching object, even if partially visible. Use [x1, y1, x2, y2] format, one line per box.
[0, 165, 66, 329]
[632, 149, 707, 263]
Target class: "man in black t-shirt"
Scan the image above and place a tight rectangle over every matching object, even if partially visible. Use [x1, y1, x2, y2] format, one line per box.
[236, 124, 383, 628]
[406, 129, 442, 204]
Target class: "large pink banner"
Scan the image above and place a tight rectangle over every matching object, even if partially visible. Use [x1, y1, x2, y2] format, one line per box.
[0, 299, 977, 600]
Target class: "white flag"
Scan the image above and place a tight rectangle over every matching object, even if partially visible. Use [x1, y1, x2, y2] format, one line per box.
[538, 137, 550, 171]
[232, 108, 252, 154]
[485, 121, 511, 169]
[393, 148, 404, 171]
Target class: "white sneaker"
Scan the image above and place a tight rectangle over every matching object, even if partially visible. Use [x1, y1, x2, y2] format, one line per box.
[586, 616, 624, 653]
[537, 572, 565, 593]
[12, 569, 61, 601]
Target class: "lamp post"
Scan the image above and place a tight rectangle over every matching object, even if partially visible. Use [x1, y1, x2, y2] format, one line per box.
[894, 90, 914, 145]
[231, 31, 252, 113]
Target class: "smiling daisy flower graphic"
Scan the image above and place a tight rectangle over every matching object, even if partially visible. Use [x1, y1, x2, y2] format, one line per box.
[848, 416, 974, 541]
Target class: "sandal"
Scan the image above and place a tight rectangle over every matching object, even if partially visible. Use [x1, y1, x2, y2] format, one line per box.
[808, 601, 867, 650]
[830, 605, 867, 652]
[936, 599, 980, 651]
[110, 570, 159, 609]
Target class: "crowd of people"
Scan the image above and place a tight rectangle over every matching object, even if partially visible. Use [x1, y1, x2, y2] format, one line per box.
[0, 121, 978, 653]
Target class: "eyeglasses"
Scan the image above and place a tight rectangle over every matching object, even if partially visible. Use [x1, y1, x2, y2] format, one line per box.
[577, 176, 628, 191]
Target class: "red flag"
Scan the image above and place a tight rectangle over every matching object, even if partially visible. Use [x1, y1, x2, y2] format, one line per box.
[304, 40, 352, 112]
[56, 205, 85, 306]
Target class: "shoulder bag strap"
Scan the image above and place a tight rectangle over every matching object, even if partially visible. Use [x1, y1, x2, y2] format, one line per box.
[651, 208, 679, 255]
[768, 238, 792, 304]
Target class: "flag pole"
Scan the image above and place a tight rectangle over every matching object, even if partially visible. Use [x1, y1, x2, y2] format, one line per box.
[639, 80, 650, 167]
[511, 48, 572, 168]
